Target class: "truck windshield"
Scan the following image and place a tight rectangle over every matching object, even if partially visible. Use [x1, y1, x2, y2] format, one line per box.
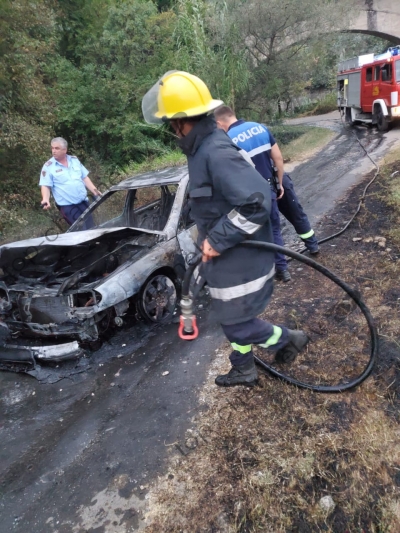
[396, 60, 400, 83]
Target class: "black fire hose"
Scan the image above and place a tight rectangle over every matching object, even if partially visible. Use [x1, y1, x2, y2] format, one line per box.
[178, 241, 378, 393]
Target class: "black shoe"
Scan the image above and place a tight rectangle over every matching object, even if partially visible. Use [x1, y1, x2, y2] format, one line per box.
[275, 269, 291, 282]
[215, 358, 258, 387]
[274, 329, 309, 364]
[307, 245, 320, 255]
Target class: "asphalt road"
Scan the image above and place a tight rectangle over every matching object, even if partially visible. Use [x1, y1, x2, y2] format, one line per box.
[1, 114, 399, 533]
[0, 297, 224, 533]
[281, 112, 400, 247]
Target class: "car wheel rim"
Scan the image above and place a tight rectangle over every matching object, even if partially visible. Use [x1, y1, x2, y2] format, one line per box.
[141, 275, 177, 322]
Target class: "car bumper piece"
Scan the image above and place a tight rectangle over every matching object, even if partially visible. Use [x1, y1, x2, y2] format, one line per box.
[0, 341, 84, 363]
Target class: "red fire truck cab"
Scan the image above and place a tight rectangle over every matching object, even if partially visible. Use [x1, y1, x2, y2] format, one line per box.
[337, 46, 400, 131]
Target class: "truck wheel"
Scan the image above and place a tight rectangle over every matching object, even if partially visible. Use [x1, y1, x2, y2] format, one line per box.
[376, 107, 390, 132]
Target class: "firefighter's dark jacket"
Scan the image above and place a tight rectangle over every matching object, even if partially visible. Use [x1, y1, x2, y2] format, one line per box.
[178, 115, 276, 325]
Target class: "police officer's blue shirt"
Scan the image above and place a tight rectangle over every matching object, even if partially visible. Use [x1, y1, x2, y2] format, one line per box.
[227, 119, 276, 181]
[39, 155, 89, 206]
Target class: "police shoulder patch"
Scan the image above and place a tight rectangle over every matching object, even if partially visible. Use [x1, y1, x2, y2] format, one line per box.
[45, 160, 52, 166]
[42, 171, 46, 177]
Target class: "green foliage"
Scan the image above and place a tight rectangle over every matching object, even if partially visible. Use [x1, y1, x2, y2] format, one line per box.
[115, 149, 186, 181]
[156, 0, 175, 11]
[0, 0, 397, 226]
[51, 1, 179, 166]
[308, 34, 394, 91]
[0, 0, 58, 201]
[308, 92, 338, 115]
[173, 0, 210, 73]
[56, 0, 110, 63]
[204, 1, 250, 107]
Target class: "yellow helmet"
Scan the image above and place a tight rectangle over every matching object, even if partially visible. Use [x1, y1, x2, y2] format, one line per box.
[142, 70, 223, 124]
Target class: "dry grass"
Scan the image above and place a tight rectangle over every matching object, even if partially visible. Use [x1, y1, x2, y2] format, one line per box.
[144, 163, 400, 532]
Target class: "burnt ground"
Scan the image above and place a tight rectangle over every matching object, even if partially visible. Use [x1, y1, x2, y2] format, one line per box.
[144, 166, 400, 532]
[0, 304, 224, 533]
[1, 121, 400, 533]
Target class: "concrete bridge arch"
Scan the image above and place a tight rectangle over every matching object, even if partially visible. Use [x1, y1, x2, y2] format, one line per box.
[350, 0, 400, 43]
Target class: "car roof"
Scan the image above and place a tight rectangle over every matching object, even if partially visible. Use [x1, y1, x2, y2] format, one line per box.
[111, 166, 188, 190]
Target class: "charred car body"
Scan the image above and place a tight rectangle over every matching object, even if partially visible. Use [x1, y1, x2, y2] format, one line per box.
[0, 167, 198, 362]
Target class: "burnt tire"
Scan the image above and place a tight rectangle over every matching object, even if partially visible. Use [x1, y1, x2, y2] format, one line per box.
[137, 273, 178, 323]
[376, 107, 390, 132]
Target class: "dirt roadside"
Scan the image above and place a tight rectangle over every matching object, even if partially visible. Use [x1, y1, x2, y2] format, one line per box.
[142, 143, 400, 531]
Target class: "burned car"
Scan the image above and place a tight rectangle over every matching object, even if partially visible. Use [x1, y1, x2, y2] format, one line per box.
[0, 167, 198, 362]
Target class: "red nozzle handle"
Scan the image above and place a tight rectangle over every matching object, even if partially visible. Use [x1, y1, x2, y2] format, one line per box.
[178, 315, 199, 340]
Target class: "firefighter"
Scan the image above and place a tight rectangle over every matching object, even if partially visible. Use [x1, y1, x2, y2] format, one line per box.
[214, 106, 319, 260]
[142, 71, 309, 387]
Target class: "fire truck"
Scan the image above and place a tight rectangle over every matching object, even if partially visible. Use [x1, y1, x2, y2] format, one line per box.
[337, 46, 400, 131]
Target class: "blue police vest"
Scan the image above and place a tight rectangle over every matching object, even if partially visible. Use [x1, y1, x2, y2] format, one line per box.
[227, 119, 276, 181]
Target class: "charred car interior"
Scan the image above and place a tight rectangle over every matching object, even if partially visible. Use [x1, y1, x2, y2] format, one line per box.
[0, 167, 198, 363]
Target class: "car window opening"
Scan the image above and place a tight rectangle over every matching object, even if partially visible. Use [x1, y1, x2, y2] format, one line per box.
[70, 184, 178, 233]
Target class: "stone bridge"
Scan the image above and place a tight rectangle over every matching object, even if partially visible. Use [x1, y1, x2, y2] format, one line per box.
[351, 0, 400, 42]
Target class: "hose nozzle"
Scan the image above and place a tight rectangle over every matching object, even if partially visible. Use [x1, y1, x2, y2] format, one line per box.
[178, 296, 199, 340]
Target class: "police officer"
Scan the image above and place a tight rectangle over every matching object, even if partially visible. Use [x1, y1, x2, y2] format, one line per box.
[214, 106, 319, 268]
[142, 71, 309, 387]
[40, 137, 102, 226]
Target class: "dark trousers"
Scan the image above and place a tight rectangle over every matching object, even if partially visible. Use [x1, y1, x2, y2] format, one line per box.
[270, 188, 288, 271]
[58, 200, 92, 228]
[222, 318, 289, 366]
[278, 174, 318, 250]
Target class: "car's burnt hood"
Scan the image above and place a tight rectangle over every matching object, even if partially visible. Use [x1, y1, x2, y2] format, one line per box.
[0, 226, 161, 255]
[0, 227, 162, 287]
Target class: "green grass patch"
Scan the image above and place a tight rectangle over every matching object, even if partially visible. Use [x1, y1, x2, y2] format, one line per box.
[115, 150, 186, 182]
[378, 154, 400, 248]
[270, 124, 314, 145]
[381, 144, 400, 167]
[280, 126, 335, 163]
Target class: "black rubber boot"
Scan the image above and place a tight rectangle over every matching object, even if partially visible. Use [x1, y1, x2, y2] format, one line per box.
[275, 269, 291, 282]
[274, 329, 309, 364]
[215, 358, 258, 387]
[307, 244, 320, 255]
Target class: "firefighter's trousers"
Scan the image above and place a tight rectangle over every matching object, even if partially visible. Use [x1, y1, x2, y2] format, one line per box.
[278, 173, 318, 251]
[222, 318, 290, 366]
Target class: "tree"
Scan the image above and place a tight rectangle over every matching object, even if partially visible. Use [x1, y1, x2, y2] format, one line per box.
[0, 0, 394, 210]
[50, 0, 183, 165]
[56, 0, 110, 64]
[202, 0, 355, 117]
[0, 0, 58, 198]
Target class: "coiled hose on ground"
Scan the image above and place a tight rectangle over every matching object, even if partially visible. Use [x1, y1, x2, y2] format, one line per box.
[180, 241, 378, 393]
